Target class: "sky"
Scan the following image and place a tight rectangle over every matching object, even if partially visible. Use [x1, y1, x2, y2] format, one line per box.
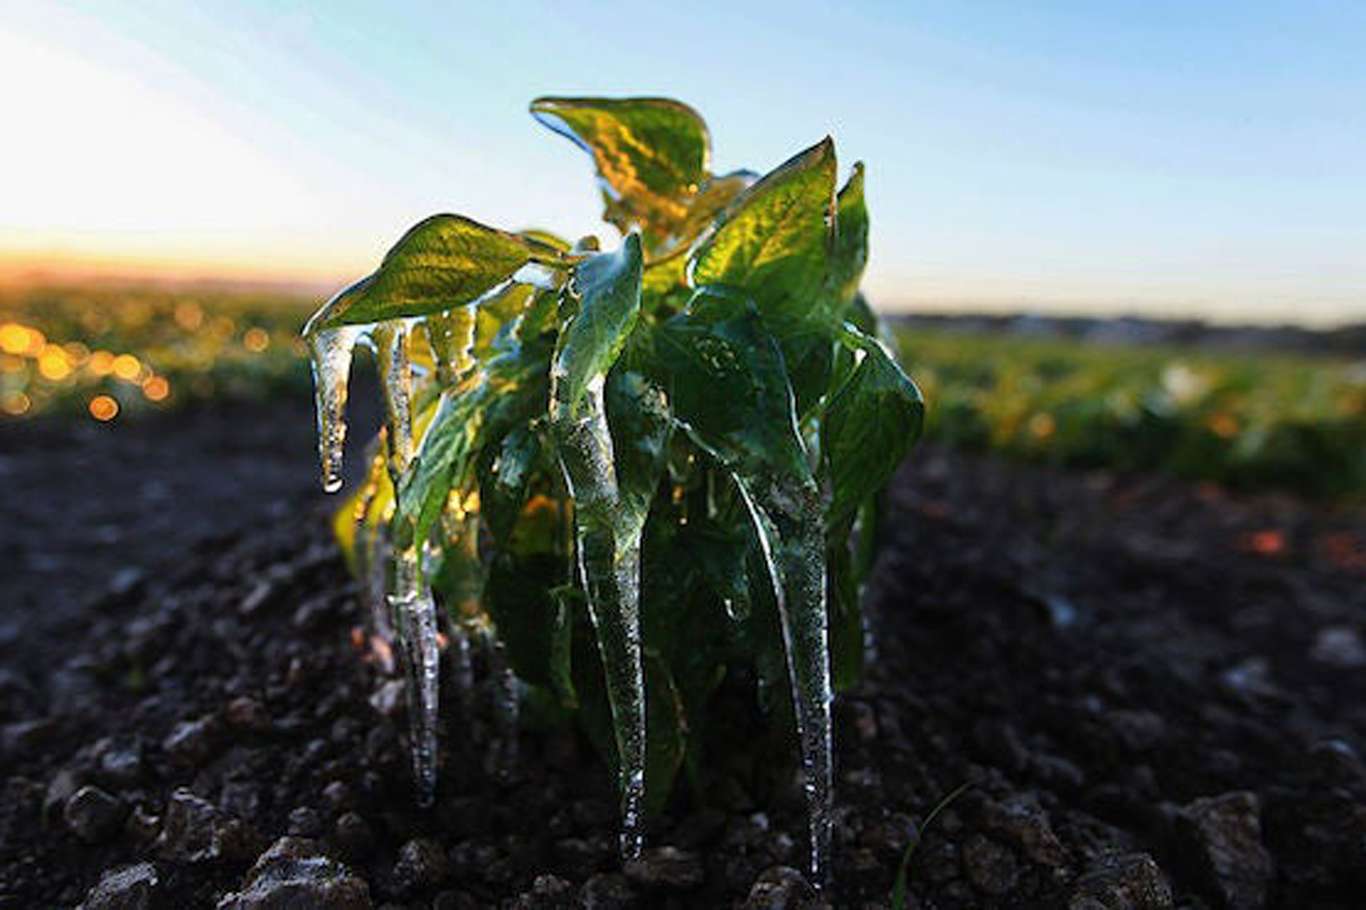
[2, 1, 1364, 325]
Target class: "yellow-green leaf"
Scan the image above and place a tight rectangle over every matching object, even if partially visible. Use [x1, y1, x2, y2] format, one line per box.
[688, 138, 837, 334]
[313, 215, 569, 329]
[531, 96, 711, 239]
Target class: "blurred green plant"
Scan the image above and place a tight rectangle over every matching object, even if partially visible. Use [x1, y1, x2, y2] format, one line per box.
[304, 96, 922, 882]
[902, 329, 1366, 498]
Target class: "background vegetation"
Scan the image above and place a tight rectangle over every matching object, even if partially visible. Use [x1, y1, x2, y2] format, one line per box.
[3, 286, 1361, 498]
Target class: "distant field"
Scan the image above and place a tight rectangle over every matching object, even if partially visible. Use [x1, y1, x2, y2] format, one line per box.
[898, 326, 1365, 497]
[0, 285, 314, 421]
[2, 286, 1362, 496]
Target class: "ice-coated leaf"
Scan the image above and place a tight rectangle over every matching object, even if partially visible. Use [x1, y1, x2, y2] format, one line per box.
[549, 234, 649, 859]
[551, 234, 645, 418]
[823, 327, 925, 528]
[312, 215, 571, 328]
[732, 470, 833, 884]
[531, 96, 710, 239]
[649, 289, 832, 882]
[689, 138, 837, 336]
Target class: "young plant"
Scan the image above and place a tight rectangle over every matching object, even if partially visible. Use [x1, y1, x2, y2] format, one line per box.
[302, 95, 923, 883]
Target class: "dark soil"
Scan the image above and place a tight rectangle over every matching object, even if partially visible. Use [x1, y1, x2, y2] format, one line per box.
[2, 397, 1364, 909]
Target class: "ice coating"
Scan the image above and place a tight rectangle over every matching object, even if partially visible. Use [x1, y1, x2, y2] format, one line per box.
[373, 323, 414, 479]
[553, 378, 647, 860]
[734, 472, 834, 885]
[305, 324, 362, 493]
[390, 546, 441, 806]
[373, 319, 442, 807]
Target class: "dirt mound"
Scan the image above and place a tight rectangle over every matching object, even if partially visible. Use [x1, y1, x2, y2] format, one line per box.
[2, 421, 1363, 907]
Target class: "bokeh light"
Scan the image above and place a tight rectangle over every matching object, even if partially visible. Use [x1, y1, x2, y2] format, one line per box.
[1, 392, 31, 415]
[243, 327, 270, 352]
[112, 354, 142, 381]
[38, 346, 72, 381]
[142, 375, 170, 402]
[88, 394, 119, 421]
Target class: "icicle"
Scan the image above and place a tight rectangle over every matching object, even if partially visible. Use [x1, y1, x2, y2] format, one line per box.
[373, 322, 414, 479]
[390, 546, 440, 806]
[554, 377, 647, 860]
[734, 472, 834, 885]
[305, 324, 362, 493]
[372, 319, 442, 807]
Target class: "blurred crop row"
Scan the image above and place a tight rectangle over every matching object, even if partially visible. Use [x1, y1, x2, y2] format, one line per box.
[0, 286, 313, 421]
[899, 327, 1366, 497]
[2, 286, 1362, 497]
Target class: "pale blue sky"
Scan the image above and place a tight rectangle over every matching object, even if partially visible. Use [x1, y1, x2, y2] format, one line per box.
[3, 1, 1364, 324]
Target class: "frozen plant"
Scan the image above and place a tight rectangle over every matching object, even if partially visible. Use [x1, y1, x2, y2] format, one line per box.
[303, 96, 924, 883]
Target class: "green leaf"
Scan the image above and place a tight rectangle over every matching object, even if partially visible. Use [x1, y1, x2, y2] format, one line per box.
[551, 234, 645, 420]
[605, 369, 672, 519]
[311, 215, 570, 329]
[398, 321, 553, 549]
[474, 283, 536, 360]
[531, 96, 711, 239]
[689, 137, 837, 335]
[396, 384, 485, 548]
[641, 250, 690, 312]
[823, 327, 925, 527]
[481, 427, 541, 546]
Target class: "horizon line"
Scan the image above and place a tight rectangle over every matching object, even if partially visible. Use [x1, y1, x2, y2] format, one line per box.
[1, 252, 1360, 331]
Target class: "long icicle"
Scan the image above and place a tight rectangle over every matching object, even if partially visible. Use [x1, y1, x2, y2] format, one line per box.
[554, 377, 647, 860]
[734, 472, 833, 885]
[374, 321, 442, 807]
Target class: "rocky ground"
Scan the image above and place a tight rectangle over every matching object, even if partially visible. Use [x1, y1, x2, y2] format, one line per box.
[1, 396, 1364, 909]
